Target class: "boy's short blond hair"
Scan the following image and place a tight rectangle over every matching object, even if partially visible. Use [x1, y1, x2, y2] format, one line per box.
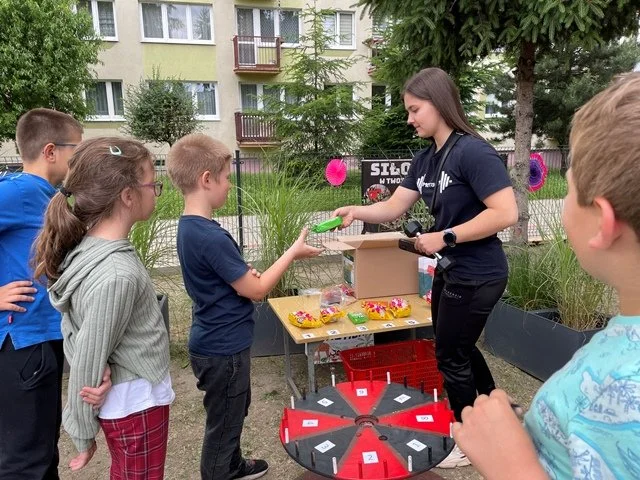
[167, 134, 232, 193]
[570, 72, 640, 236]
[16, 108, 83, 162]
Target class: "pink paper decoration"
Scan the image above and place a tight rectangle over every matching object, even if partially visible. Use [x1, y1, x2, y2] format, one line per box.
[325, 158, 347, 186]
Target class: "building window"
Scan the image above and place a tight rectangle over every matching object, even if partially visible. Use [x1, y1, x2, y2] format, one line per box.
[86, 81, 124, 120]
[371, 85, 390, 109]
[236, 8, 300, 45]
[240, 84, 298, 113]
[323, 12, 354, 49]
[185, 82, 219, 120]
[372, 13, 390, 39]
[140, 3, 213, 43]
[485, 94, 502, 118]
[78, 0, 117, 40]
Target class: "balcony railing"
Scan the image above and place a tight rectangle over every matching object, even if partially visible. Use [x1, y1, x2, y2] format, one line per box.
[235, 112, 278, 145]
[233, 36, 281, 73]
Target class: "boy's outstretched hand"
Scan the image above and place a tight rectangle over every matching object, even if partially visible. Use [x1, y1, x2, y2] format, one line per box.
[452, 389, 548, 480]
[292, 227, 324, 259]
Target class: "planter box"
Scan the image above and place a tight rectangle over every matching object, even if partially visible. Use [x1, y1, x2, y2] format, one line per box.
[251, 301, 305, 357]
[484, 300, 604, 381]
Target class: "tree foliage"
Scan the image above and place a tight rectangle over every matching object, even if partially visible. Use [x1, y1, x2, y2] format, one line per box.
[360, 56, 504, 153]
[490, 40, 640, 146]
[263, 6, 367, 176]
[123, 69, 200, 147]
[0, 0, 102, 142]
[355, 0, 640, 243]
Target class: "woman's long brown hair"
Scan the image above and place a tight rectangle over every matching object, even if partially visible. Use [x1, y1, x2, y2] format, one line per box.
[33, 137, 153, 284]
[403, 67, 483, 139]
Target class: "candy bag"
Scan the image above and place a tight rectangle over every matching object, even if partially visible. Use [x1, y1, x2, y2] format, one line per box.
[389, 297, 411, 318]
[288, 310, 323, 329]
[320, 305, 345, 324]
[362, 301, 393, 320]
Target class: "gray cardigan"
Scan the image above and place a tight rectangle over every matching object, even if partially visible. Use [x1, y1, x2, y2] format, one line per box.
[49, 237, 169, 452]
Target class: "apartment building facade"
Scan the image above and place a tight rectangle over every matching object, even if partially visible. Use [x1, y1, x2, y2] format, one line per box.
[79, 0, 383, 153]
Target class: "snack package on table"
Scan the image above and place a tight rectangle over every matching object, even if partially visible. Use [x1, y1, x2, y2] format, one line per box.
[320, 305, 345, 324]
[361, 301, 394, 320]
[288, 310, 323, 329]
[347, 312, 368, 324]
[389, 297, 411, 317]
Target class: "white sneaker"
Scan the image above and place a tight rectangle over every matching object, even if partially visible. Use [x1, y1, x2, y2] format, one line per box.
[436, 444, 471, 469]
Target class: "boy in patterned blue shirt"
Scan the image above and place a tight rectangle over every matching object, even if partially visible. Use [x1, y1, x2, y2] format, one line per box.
[452, 73, 640, 479]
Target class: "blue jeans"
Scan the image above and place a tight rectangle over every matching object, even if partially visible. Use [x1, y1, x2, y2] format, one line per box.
[190, 348, 251, 480]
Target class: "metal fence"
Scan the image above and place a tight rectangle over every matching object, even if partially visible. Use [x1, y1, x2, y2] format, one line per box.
[1, 147, 567, 269]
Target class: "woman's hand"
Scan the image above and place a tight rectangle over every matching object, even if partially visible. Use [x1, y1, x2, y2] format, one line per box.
[332, 206, 358, 229]
[69, 440, 97, 471]
[0, 280, 36, 312]
[414, 232, 446, 256]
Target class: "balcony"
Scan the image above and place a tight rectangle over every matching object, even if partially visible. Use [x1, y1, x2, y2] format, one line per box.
[233, 36, 282, 73]
[235, 112, 279, 147]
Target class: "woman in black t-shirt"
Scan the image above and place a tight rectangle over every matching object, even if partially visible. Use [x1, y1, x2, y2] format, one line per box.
[334, 67, 518, 468]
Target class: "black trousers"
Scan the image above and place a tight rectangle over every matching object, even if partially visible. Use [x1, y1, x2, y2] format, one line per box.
[0, 337, 64, 480]
[431, 274, 507, 421]
[190, 347, 251, 480]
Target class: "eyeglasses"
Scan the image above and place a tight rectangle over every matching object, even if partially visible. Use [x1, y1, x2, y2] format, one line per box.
[138, 181, 163, 197]
[53, 143, 79, 148]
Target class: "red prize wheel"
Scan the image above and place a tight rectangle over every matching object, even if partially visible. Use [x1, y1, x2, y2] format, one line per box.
[280, 380, 455, 479]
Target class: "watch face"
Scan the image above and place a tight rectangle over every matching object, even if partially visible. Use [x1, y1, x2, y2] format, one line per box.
[444, 230, 456, 246]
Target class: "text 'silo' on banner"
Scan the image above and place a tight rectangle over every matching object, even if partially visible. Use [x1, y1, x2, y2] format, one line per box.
[360, 158, 412, 205]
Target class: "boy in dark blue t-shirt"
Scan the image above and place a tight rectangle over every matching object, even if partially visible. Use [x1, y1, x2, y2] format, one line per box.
[168, 134, 323, 480]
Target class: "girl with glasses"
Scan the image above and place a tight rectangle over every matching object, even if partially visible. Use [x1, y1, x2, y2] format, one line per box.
[33, 137, 174, 479]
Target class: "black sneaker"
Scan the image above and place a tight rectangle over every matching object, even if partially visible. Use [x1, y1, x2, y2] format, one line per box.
[231, 459, 269, 480]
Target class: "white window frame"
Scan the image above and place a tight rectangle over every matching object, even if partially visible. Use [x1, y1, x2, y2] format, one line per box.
[324, 11, 355, 50]
[185, 82, 220, 121]
[140, 2, 215, 45]
[371, 85, 391, 109]
[239, 83, 287, 112]
[236, 8, 301, 47]
[86, 81, 125, 121]
[484, 94, 504, 118]
[76, 0, 118, 41]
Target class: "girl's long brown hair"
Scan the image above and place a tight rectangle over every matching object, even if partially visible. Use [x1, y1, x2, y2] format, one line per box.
[33, 137, 153, 283]
[403, 67, 483, 139]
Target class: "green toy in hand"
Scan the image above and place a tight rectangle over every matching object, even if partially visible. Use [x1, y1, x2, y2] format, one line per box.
[311, 217, 343, 233]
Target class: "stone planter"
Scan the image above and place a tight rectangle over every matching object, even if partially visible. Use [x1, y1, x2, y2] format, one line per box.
[251, 300, 305, 357]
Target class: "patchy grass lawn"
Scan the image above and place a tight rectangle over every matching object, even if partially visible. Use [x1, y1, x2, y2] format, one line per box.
[58, 267, 543, 480]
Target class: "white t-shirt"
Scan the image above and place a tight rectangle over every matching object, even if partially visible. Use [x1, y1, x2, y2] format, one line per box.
[98, 373, 175, 420]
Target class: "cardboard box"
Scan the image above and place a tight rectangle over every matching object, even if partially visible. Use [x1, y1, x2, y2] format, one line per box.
[324, 232, 418, 299]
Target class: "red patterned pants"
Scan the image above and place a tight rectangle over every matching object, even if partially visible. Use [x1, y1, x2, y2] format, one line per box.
[99, 405, 170, 480]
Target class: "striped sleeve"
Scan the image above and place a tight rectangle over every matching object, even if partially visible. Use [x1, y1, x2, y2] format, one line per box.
[62, 274, 136, 452]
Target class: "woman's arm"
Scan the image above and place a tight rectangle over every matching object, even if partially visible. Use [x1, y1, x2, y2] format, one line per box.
[333, 186, 421, 228]
[415, 186, 518, 255]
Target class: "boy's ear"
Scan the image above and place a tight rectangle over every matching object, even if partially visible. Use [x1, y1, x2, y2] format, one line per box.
[588, 196, 623, 250]
[200, 170, 212, 187]
[42, 143, 56, 162]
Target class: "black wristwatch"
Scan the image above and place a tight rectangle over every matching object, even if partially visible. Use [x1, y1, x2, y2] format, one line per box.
[443, 228, 457, 248]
